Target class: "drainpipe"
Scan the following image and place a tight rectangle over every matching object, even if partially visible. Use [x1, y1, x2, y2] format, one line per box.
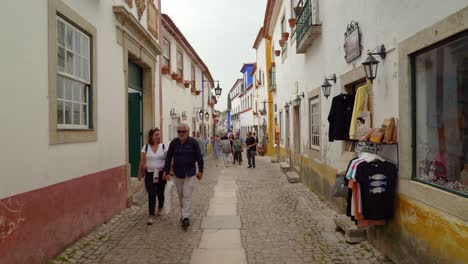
[158, 0, 163, 141]
[202, 73, 205, 138]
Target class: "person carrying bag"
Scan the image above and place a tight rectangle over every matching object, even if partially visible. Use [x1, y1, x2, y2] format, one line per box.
[137, 128, 167, 225]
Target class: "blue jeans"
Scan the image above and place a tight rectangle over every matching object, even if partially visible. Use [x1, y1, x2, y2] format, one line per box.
[247, 150, 256, 167]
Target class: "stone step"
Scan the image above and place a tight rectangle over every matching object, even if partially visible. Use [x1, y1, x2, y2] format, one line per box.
[279, 162, 290, 173]
[286, 171, 301, 183]
[333, 215, 367, 244]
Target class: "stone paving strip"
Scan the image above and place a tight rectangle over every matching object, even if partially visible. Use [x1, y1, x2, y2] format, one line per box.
[190, 168, 247, 264]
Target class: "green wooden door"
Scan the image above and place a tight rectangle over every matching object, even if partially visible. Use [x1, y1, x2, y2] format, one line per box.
[128, 62, 143, 177]
[128, 92, 142, 177]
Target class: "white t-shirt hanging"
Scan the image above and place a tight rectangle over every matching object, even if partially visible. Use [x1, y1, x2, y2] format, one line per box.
[141, 143, 167, 171]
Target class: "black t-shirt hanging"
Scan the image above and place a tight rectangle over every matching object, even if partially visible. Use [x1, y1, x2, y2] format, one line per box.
[355, 161, 397, 220]
[327, 94, 354, 142]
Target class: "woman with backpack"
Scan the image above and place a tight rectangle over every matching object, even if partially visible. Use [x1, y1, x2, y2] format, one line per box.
[137, 128, 167, 225]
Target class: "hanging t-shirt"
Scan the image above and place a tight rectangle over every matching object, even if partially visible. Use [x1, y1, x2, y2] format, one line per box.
[349, 85, 367, 140]
[355, 161, 397, 220]
[327, 93, 355, 141]
[141, 143, 166, 171]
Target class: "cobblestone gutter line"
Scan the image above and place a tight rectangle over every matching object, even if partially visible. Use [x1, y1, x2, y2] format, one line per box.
[237, 156, 392, 264]
[51, 158, 219, 264]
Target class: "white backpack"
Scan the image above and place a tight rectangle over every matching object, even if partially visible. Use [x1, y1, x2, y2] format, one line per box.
[221, 139, 231, 153]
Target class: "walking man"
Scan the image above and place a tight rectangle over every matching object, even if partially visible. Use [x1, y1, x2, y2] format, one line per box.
[164, 123, 204, 228]
[245, 132, 257, 168]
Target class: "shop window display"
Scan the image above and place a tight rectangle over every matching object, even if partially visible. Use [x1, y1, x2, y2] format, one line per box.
[413, 32, 468, 195]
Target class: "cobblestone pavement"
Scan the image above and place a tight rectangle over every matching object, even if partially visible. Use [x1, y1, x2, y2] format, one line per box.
[52, 156, 392, 264]
[238, 156, 392, 264]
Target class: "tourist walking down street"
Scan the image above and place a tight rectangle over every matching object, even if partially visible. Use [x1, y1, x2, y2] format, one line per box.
[233, 135, 243, 165]
[245, 132, 257, 168]
[137, 128, 167, 225]
[195, 131, 206, 158]
[164, 123, 204, 228]
[212, 134, 221, 159]
[220, 133, 233, 167]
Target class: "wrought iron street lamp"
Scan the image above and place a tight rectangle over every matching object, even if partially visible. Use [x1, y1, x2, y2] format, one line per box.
[362, 44, 387, 83]
[284, 102, 290, 111]
[205, 112, 209, 121]
[199, 110, 204, 120]
[321, 74, 336, 99]
[214, 82, 222, 96]
[182, 111, 187, 121]
[293, 92, 305, 105]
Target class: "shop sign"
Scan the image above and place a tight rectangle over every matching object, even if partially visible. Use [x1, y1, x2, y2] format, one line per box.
[344, 21, 361, 63]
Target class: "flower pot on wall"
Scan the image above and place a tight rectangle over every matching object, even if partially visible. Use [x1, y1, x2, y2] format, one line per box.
[279, 40, 286, 47]
[171, 72, 179, 80]
[195, 90, 201, 96]
[257, 146, 266, 156]
[162, 66, 169, 75]
[282, 32, 290, 40]
[271, 61, 276, 67]
[184, 80, 191, 88]
[288, 18, 296, 28]
[274, 50, 281, 57]
[294, 6, 303, 17]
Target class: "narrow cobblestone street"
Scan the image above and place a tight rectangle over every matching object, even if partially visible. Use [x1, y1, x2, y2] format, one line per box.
[53, 157, 392, 264]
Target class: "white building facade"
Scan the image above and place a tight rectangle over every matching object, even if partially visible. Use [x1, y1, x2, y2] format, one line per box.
[260, 0, 468, 263]
[160, 14, 215, 143]
[229, 78, 243, 134]
[0, 0, 163, 263]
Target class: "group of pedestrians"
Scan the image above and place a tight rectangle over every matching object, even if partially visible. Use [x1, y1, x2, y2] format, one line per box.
[137, 125, 258, 229]
[212, 131, 258, 168]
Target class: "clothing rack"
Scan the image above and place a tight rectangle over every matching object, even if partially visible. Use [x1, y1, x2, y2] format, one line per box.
[355, 141, 399, 165]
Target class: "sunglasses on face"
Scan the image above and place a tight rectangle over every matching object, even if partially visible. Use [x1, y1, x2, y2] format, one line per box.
[177, 130, 187, 134]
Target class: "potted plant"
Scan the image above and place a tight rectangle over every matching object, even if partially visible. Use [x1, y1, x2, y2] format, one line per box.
[288, 18, 296, 28]
[294, 6, 303, 17]
[271, 61, 276, 67]
[184, 80, 191, 88]
[279, 39, 286, 47]
[162, 65, 169, 75]
[274, 50, 281, 57]
[171, 72, 179, 80]
[195, 90, 201, 96]
[282, 32, 290, 40]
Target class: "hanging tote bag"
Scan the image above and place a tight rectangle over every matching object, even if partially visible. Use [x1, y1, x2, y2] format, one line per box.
[355, 92, 371, 140]
[163, 179, 173, 214]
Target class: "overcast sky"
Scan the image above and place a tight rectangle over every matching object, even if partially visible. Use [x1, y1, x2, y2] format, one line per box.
[162, 0, 267, 112]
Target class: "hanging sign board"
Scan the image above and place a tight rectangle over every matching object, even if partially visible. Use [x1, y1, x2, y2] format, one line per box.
[344, 21, 361, 63]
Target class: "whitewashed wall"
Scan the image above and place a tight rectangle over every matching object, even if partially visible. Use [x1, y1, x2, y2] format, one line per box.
[160, 27, 211, 143]
[0, 0, 161, 199]
[271, 0, 468, 167]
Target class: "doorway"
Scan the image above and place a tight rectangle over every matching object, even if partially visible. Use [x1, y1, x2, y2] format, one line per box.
[128, 62, 143, 177]
[293, 105, 301, 153]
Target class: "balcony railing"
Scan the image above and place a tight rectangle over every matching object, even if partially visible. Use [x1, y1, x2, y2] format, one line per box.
[295, 0, 321, 54]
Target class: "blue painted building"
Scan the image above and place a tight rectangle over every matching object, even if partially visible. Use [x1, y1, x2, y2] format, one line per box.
[240, 63, 255, 91]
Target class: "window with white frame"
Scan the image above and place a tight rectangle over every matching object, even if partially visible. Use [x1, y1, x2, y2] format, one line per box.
[191, 64, 196, 88]
[56, 16, 91, 129]
[177, 50, 183, 77]
[162, 38, 170, 68]
[309, 96, 320, 149]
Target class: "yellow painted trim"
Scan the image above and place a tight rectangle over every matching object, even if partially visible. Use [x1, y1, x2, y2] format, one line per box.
[395, 195, 468, 263]
[265, 37, 274, 156]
